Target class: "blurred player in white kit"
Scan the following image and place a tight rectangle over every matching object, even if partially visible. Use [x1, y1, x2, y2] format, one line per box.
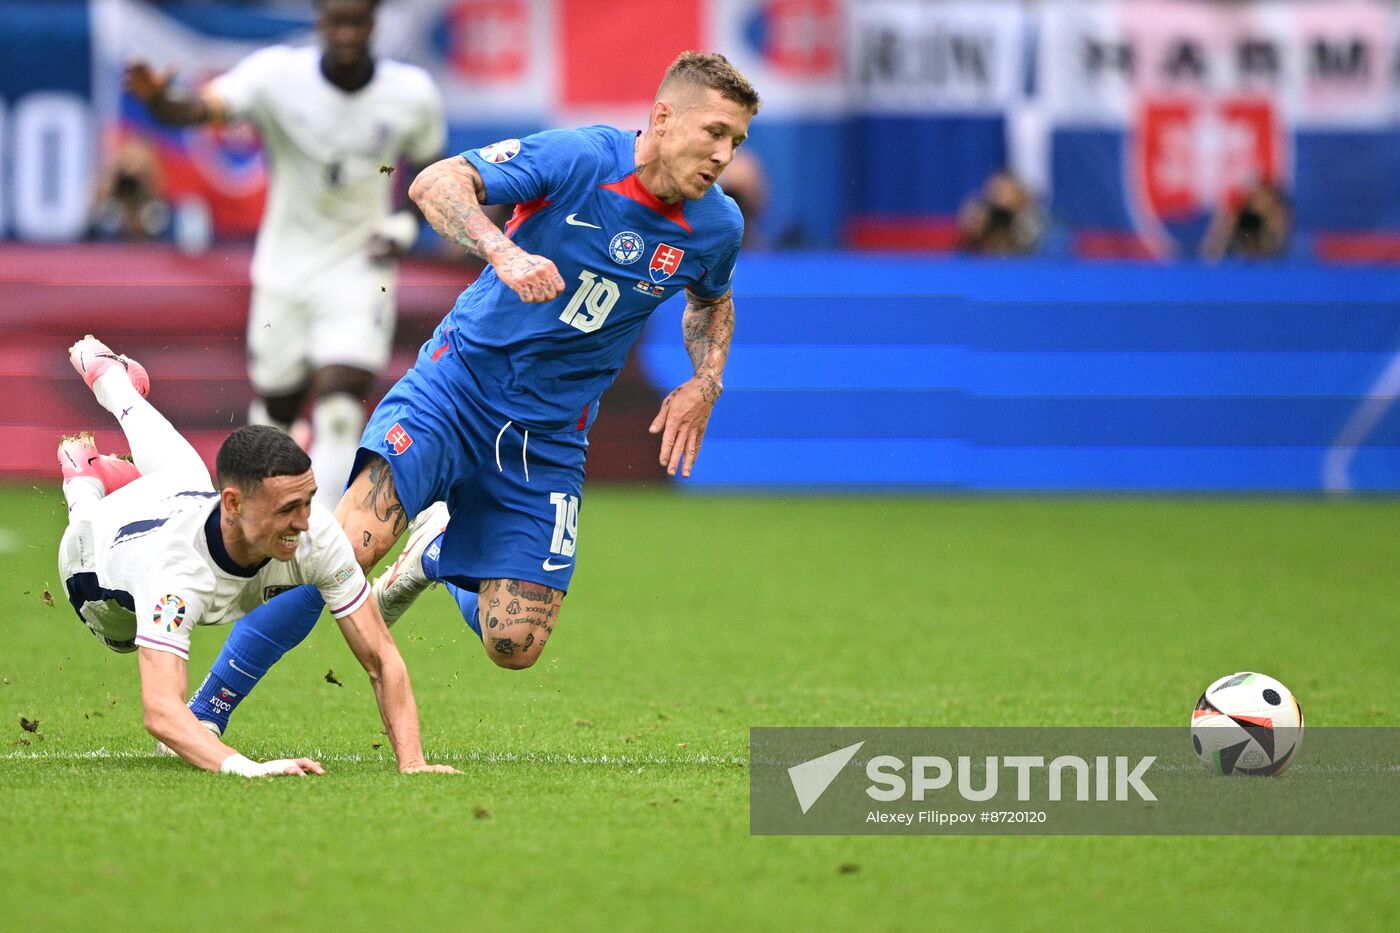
[125, 0, 446, 510]
[57, 336, 456, 777]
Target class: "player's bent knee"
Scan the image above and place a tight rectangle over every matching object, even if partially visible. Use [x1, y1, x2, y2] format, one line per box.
[483, 625, 549, 670]
[477, 579, 561, 669]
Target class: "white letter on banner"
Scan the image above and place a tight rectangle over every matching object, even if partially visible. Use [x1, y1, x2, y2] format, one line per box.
[866, 755, 906, 801]
[12, 92, 92, 242]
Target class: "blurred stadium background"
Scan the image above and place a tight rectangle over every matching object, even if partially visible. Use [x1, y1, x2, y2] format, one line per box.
[4, 0, 1400, 491]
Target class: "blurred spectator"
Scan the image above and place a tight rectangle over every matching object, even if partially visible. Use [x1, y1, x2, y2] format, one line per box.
[720, 148, 769, 249]
[958, 171, 1041, 256]
[89, 135, 171, 242]
[1201, 182, 1292, 261]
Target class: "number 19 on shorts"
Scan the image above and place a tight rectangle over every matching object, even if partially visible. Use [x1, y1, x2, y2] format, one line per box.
[549, 493, 579, 557]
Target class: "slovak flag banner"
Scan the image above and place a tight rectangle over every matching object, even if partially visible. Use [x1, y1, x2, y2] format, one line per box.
[648, 244, 684, 283]
[1038, 0, 1399, 258]
[91, 0, 313, 236]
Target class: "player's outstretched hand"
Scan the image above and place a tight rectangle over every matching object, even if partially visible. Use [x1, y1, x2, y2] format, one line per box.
[649, 375, 721, 478]
[124, 60, 173, 104]
[494, 247, 565, 304]
[261, 757, 326, 777]
[400, 763, 463, 775]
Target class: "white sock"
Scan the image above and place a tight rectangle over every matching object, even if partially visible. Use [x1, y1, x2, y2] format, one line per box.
[310, 393, 364, 512]
[93, 370, 206, 479]
[62, 477, 105, 512]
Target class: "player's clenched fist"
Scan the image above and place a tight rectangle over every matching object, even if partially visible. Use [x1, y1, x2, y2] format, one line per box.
[494, 248, 566, 304]
[123, 61, 172, 103]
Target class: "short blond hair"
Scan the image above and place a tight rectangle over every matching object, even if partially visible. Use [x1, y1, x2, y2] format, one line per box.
[658, 51, 761, 114]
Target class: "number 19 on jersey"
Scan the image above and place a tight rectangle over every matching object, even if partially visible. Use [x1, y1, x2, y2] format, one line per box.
[558, 270, 619, 334]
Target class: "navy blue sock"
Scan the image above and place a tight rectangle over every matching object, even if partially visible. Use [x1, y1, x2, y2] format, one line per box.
[447, 583, 481, 640]
[188, 584, 325, 732]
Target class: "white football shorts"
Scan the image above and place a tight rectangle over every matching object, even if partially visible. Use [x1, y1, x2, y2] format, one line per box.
[246, 261, 396, 395]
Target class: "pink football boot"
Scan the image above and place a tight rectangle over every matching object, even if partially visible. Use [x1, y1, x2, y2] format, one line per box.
[68, 335, 150, 398]
[58, 432, 141, 495]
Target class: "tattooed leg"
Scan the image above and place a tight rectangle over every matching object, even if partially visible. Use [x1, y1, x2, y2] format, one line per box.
[476, 578, 562, 670]
[337, 452, 409, 571]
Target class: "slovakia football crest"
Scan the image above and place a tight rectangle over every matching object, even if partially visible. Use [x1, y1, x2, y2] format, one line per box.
[385, 422, 413, 456]
[479, 138, 521, 164]
[648, 244, 684, 283]
[609, 231, 645, 265]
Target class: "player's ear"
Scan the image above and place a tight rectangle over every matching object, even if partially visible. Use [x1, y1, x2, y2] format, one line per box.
[651, 100, 673, 135]
[220, 486, 243, 521]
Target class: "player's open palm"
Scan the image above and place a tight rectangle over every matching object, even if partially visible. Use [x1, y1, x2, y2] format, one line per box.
[400, 763, 463, 775]
[495, 248, 565, 304]
[650, 377, 719, 478]
[124, 61, 173, 103]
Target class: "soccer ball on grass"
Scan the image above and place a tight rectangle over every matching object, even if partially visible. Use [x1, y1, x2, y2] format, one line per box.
[1190, 672, 1303, 776]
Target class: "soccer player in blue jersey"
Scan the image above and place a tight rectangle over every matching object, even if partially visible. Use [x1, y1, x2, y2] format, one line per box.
[183, 52, 759, 733]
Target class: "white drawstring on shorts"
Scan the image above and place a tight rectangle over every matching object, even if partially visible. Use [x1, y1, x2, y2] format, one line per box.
[494, 420, 530, 481]
[494, 420, 512, 472]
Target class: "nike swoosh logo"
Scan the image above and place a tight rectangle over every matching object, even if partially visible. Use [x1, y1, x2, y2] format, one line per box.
[228, 659, 255, 677]
[542, 558, 572, 571]
[565, 214, 601, 229]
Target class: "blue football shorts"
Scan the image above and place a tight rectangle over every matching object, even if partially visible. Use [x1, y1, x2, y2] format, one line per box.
[353, 327, 590, 593]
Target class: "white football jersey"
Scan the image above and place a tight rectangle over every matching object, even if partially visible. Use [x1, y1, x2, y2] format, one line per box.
[208, 46, 445, 293]
[62, 471, 368, 661]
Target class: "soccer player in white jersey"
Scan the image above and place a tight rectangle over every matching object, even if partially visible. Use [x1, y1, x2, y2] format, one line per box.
[58, 335, 457, 777]
[124, 0, 446, 512]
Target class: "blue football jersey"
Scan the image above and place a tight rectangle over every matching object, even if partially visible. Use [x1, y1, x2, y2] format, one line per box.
[445, 125, 744, 432]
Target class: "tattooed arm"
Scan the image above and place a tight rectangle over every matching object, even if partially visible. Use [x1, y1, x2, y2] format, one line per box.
[409, 156, 565, 304]
[648, 290, 736, 477]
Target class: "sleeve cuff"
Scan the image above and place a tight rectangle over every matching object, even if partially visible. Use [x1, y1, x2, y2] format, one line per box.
[135, 635, 190, 661]
[327, 579, 370, 619]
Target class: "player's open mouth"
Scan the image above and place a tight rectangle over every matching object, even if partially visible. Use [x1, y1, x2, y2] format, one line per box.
[278, 534, 299, 546]
[698, 172, 714, 185]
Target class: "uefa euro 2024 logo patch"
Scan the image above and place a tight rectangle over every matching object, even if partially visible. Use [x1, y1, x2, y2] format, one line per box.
[609, 231, 644, 265]
[153, 595, 187, 632]
[478, 138, 521, 164]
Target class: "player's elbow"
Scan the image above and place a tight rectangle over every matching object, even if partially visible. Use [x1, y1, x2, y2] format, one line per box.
[357, 642, 405, 687]
[141, 703, 177, 742]
[408, 166, 438, 210]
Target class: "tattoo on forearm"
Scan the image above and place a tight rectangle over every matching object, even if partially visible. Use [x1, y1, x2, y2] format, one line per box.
[682, 291, 734, 403]
[363, 460, 408, 537]
[419, 158, 516, 263]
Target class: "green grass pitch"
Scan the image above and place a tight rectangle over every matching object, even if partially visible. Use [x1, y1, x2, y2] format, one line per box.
[1, 484, 1396, 930]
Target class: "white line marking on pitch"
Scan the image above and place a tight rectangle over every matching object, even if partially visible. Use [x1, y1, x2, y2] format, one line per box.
[0, 747, 747, 767]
